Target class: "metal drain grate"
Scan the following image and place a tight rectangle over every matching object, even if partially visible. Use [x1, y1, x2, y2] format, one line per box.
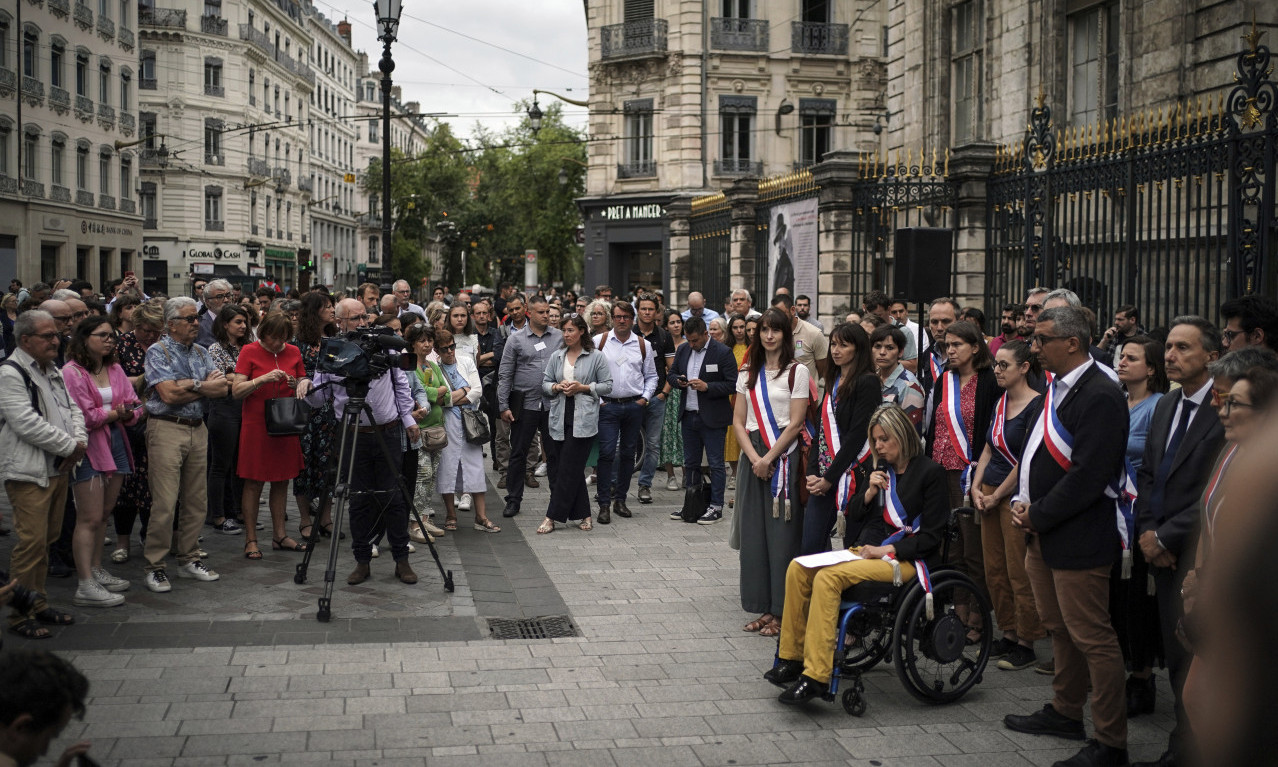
[486, 616, 578, 640]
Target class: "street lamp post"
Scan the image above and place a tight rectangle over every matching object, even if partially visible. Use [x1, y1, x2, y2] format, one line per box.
[373, 0, 402, 287]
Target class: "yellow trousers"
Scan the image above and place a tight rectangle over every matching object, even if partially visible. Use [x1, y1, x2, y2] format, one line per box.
[778, 549, 916, 684]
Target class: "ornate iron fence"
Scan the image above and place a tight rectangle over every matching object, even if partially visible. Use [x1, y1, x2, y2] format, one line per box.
[985, 34, 1276, 330]
[848, 151, 957, 304]
[689, 192, 731, 309]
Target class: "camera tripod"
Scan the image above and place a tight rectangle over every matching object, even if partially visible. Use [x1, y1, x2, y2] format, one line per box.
[293, 380, 454, 622]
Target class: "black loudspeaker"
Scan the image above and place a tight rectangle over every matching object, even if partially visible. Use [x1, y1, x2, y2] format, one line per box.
[893, 228, 953, 303]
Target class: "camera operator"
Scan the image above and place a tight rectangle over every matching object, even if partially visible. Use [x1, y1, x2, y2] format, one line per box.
[298, 298, 421, 586]
[0, 648, 93, 767]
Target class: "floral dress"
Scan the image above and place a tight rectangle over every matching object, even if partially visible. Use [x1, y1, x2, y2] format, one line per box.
[115, 331, 152, 512]
[659, 340, 686, 465]
[291, 338, 337, 501]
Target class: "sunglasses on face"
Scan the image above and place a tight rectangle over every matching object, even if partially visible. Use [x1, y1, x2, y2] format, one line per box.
[438, 344, 456, 352]
[174, 315, 200, 324]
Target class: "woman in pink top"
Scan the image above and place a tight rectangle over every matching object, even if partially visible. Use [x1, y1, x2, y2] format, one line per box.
[63, 316, 143, 607]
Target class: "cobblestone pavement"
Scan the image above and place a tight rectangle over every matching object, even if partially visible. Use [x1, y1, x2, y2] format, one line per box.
[0, 465, 1177, 766]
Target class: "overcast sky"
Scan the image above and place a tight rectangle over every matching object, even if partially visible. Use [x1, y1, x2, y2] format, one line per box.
[312, 0, 590, 140]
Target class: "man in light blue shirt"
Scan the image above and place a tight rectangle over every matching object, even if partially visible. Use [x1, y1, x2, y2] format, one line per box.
[593, 301, 658, 524]
[681, 292, 721, 324]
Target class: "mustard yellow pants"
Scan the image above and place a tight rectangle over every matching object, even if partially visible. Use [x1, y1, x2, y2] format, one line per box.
[778, 549, 916, 684]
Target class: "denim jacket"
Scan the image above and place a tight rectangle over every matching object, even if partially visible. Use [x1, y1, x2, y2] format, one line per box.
[541, 347, 613, 440]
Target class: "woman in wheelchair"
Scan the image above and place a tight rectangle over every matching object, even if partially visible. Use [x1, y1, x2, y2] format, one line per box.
[764, 404, 950, 704]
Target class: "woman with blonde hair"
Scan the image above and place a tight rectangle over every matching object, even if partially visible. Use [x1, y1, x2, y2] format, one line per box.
[586, 299, 612, 336]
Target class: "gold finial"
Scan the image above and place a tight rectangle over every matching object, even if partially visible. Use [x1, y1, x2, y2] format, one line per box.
[1243, 10, 1264, 53]
[944, 147, 950, 176]
[1035, 85, 1046, 109]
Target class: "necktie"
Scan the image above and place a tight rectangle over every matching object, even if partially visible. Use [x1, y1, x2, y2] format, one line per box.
[1149, 399, 1196, 514]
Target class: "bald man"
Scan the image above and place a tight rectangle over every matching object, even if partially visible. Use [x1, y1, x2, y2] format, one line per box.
[681, 292, 721, 324]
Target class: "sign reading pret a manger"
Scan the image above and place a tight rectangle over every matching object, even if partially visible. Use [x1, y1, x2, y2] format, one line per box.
[598, 203, 664, 221]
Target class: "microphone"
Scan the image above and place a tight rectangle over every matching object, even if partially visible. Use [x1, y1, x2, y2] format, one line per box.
[875, 458, 888, 513]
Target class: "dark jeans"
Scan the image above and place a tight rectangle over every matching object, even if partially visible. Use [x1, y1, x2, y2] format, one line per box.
[596, 399, 644, 505]
[348, 424, 410, 564]
[800, 490, 838, 556]
[504, 407, 553, 509]
[206, 399, 242, 523]
[680, 410, 726, 506]
[544, 404, 592, 522]
[1153, 552, 1194, 756]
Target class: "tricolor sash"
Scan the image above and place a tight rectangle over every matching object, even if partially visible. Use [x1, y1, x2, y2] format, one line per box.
[927, 350, 945, 382]
[748, 365, 797, 519]
[940, 371, 975, 494]
[1039, 381, 1138, 576]
[821, 375, 872, 513]
[1203, 443, 1239, 544]
[990, 393, 1019, 468]
[878, 468, 935, 618]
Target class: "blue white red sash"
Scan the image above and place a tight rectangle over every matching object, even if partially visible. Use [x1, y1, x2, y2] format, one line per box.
[1203, 443, 1239, 543]
[927, 351, 944, 382]
[940, 371, 974, 494]
[821, 375, 872, 513]
[878, 468, 935, 617]
[990, 393, 1018, 468]
[748, 366, 796, 517]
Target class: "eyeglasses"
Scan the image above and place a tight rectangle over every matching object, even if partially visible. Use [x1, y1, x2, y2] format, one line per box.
[612, 314, 632, 321]
[174, 315, 200, 324]
[28, 332, 61, 341]
[993, 360, 1015, 370]
[206, 292, 230, 301]
[1221, 328, 1244, 344]
[89, 331, 119, 341]
[438, 344, 456, 352]
[1216, 397, 1254, 415]
[51, 314, 72, 322]
[71, 311, 90, 319]
[1031, 334, 1069, 346]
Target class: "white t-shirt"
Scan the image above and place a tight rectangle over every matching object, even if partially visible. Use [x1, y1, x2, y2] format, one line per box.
[736, 362, 809, 432]
[453, 333, 479, 362]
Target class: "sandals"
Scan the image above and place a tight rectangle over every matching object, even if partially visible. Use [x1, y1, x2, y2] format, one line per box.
[299, 524, 314, 540]
[321, 522, 345, 540]
[272, 537, 310, 552]
[744, 614, 775, 633]
[244, 539, 263, 560]
[473, 519, 502, 534]
[537, 520, 555, 535]
[34, 608, 75, 626]
[11, 619, 51, 639]
[578, 518, 593, 531]
[443, 519, 458, 531]
[111, 547, 130, 563]
[758, 619, 782, 638]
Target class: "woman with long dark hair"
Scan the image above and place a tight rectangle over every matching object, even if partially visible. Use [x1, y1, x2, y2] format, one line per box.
[62, 317, 142, 607]
[108, 293, 140, 335]
[205, 305, 250, 535]
[800, 322, 880, 555]
[926, 319, 999, 642]
[538, 313, 612, 533]
[733, 308, 809, 637]
[660, 309, 687, 490]
[291, 291, 338, 540]
[970, 340, 1045, 671]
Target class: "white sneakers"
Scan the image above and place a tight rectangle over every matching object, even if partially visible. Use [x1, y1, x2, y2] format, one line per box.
[178, 560, 220, 581]
[93, 567, 131, 593]
[73, 580, 125, 607]
[144, 570, 172, 593]
[458, 493, 473, 511]
[534, 462, 548, 477]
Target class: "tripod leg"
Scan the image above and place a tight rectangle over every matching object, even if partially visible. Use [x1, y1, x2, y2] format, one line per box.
[309, 405, 363, 622]
[361, 404, 455, 593]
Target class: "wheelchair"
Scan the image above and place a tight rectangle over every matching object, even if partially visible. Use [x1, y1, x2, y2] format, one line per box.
[782, 508, 994, 717]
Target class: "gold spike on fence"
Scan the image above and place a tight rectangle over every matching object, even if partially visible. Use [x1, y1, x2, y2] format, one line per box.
[757, 167, 817, 204]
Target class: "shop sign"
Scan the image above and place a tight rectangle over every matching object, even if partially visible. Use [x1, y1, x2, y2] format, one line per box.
[598, 203, 664, 221]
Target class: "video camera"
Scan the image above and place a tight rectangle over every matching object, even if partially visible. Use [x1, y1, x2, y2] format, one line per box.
[317, 326, 416, 385]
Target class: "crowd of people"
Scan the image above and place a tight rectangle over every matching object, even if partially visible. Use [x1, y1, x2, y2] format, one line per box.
[2, 272, 1278, 767]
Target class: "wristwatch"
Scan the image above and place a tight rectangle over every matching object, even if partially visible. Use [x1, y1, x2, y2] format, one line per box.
[192, 379, 202, 393]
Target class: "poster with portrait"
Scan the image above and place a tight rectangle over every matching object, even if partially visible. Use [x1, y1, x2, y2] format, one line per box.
[767, 197, 818, 305]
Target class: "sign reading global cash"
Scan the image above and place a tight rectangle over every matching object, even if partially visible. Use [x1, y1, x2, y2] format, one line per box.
[182, 244, 244, 261]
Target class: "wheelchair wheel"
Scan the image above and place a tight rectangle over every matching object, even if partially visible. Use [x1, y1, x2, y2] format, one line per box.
[892, 571, 992, 704]
[838, 609, 893, 673]
[841, 686, 867, 717]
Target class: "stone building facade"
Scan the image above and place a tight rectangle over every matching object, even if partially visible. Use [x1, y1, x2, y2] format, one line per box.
[578, 0, 888, 303]
[0, 0, 144, 289]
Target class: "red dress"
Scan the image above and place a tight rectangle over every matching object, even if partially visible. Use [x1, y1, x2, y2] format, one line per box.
[235, 341, 306, 482]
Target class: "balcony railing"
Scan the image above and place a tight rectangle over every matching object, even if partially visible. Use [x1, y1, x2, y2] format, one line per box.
[22, 180, 46, 198]
[249, 94, 256, 105]
[205, 152, 225, 166]
[51, 185, 72, 202]
[0, 68, 14, 99]
[21, 76, 44, 105]
[0, 176, 17, 195]
[140, 75, 156, 90]
[251, 224, 259, 235]
[301, 233, 308, 243]
[144, 217, 157, 229]
[120, 111, 135, 134]
[76, 190, 95, 206]
[286, 232, 293, 241]
[204, 83, 224, 97]
[714, 158, 762, 176]
[296, 176, 313, 193]
[118, 26, 134, 48]
[247, 157, 269, 176]
[139, 148, 164, 167]
[200, 15, 228, 35]
[98, 194, 116, 210]
[266, 228, 273, 238]
[97, 15, 115, 39]
[73, 2, 93, 29]
[75, 95, 95, 121]
[239, 24, 276, 58]
[119, 198, 136, 213]
[206, 220, 225, 232]
[272, 167, 291, 187]
[601, 19, 668, 61]
[139, 6, 186, 29]
[50, 86, 70, 112]
[617, 160, 657, 179]
[791, 21, 849, 55]
[710, 18, 769, 52]
[97, 103, 115, 129]
[49, 0, 69, 17]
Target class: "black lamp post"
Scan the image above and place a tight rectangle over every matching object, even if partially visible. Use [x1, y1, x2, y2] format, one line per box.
[373, 0, 402, 285]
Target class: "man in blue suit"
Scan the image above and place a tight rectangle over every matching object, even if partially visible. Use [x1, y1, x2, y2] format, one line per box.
[667, 316, 740, 524]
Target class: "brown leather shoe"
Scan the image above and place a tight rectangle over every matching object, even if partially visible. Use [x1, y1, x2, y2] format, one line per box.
[524, 474, 539, 488]
[497, 476, 507, 489]
[395, 560, 418, 585]
[346, 562, 370, 585]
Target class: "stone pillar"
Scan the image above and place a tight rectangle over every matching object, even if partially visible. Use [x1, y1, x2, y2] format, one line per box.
[811, 149, 871, 328]
[665, 197, 692, 308]
[946, 142, 998, 306]
[725, 177, 759, 304]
